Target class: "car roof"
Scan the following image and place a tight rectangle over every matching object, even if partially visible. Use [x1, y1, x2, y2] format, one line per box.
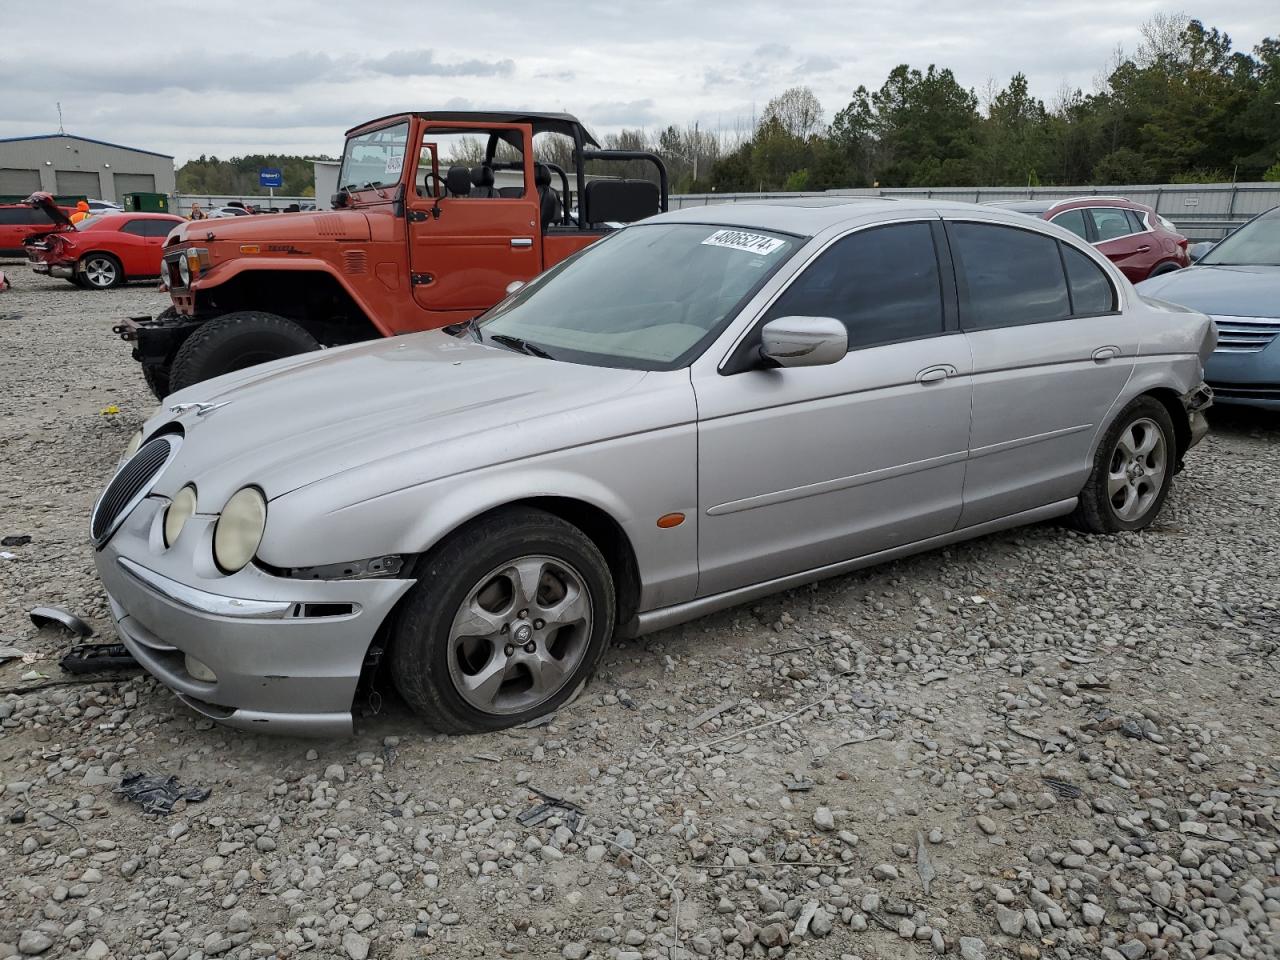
[349, 111, 599, 147]
[652, 197, 1037, 236]
[984, 200, 1052, 215]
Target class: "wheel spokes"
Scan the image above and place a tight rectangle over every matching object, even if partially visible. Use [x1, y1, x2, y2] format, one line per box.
[454, 598, 507, 641]
[460, 648, 511, 707]
[539, 582, 588, 629]
[524, 649, 570, 695]
[506, 558, 546, 611]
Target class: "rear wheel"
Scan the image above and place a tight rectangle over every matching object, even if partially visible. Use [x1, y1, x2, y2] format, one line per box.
[1072, 396, 1175, 533]
[79, 253, 123, 290]
[391, 508, 616, 733]
[168, 310, 318, 394]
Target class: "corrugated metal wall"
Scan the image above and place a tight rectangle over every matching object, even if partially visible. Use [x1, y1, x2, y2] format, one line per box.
[0, 136, 175, 202]
[669, 183, 1279, 240]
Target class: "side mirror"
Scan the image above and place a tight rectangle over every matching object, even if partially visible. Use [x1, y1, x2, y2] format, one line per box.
[505, 280, 526, 296]
[759, 316, 847, 368]
[1188, 241, 1213, 263]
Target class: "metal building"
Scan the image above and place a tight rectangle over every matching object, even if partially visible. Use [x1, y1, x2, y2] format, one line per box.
[0, 133, 175, 202]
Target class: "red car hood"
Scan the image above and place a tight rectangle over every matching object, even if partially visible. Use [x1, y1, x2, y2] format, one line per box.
[24, 192, 75, 229]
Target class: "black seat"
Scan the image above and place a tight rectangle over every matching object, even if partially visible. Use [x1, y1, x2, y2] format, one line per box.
[470, 165, 501, 198]
[534, 162, 561, 228]
[445, 165, 471, 198]
[498, 186, 524, 199]
[582, 179, 661, 227]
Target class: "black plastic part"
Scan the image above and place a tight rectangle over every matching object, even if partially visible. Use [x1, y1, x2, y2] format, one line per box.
[131, 313, 204, 364]
[59, 643, 139, 674]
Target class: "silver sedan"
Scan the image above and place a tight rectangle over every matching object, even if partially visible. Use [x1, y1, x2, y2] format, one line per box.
[91, 198, 1215, 736]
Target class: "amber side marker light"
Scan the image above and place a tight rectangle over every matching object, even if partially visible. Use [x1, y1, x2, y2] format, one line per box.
[656, 513, 685, 528]
[239, 244, 261, 254]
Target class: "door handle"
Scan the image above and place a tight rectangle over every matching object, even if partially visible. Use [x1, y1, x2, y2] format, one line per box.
[1092, 345, 1120, 363]
[1135, 245, 1151, 253]
[915, 364, 955, 384]
[510, 237, 534, 248]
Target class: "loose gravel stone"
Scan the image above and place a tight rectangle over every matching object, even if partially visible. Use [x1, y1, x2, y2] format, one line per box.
[0, 274, 1277, 960]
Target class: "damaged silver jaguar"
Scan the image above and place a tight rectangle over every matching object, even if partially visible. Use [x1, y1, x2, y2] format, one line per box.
[91, 198, 1215, 736]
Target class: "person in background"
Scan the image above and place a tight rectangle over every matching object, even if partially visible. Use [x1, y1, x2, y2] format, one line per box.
[189, 202, 207, 220]
[69, 200, 91, 224]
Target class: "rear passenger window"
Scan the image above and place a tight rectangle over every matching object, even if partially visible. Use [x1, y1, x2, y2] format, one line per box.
[120, 220, 149, 236]
[143, 220, 178, 237]
[949, 222, 1070, 329]
[1050, 209, 1089, 240]
[764, 222, 943, 350]
[1124, 209, 1148, 233]
[1062, 246, 1116, 315]
[1089, 208, 1133, 242]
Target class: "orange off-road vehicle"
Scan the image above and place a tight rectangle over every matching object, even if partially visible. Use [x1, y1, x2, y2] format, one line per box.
[117, 112, 668, 397]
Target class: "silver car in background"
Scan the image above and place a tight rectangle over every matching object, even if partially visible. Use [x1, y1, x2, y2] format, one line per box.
[91, 198, 1215, 736]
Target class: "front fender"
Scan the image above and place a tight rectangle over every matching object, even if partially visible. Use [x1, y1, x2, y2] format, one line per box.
[257, 424, 700, 612]
[190, 257, 394, 336]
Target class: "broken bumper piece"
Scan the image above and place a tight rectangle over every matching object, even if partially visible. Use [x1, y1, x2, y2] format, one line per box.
[1182, 382, 1213, 450]
[93, 496, 414, 737]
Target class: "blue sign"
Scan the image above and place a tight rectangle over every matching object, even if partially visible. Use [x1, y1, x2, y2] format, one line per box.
[259, 168, 283, 188]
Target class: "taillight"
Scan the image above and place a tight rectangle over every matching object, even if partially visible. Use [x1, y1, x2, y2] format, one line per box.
[1177, 238, 1188, 249]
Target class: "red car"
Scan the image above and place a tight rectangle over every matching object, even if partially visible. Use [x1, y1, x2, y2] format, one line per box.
[987, 197, 1190, 283]
[22, 194, 183, 289]
[0, 201, 72, 257]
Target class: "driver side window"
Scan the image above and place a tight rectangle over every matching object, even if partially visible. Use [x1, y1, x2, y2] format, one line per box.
[763, 222, 945, 351]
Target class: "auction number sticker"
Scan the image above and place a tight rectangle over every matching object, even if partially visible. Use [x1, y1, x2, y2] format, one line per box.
[701, 229, 785, 255]
[384, 154, 404, 176]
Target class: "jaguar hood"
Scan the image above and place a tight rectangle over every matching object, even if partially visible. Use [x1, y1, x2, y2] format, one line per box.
[139, 331, 658, 508]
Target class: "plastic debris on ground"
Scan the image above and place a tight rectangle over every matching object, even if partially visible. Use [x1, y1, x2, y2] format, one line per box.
[29, 606, 95, 638]
[59, 643, 139, 674]
[1, 535, 31, 546]
[116, 773, 212, 815]
[517, 785, 584, 833]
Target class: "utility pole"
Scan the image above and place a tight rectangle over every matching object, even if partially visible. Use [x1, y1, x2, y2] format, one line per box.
[56, 102, 65, 135]
[694, 121, 699, 183]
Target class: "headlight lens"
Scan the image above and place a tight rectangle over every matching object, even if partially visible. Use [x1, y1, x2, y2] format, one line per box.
[213, 487, 267, 573]
[177, 255, 190, 284]
[163, 484, 197, 548]
[123, 429, 143, 461]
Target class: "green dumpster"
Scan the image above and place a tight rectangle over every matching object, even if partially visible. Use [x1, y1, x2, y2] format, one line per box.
[123, 192, 169, 213]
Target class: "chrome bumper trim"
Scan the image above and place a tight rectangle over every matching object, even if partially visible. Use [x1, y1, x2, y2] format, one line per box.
[117, 557, 294, 619]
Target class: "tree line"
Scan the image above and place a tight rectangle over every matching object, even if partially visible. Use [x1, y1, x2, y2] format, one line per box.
[176, 154, 331, 197]
[613, 15, 1280, 193]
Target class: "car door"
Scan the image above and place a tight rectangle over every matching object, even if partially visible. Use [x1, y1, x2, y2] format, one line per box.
[406, 122, 543, 314]
[139, 219, 178, 274]
[947, 218, 1136, 527]
[1088, 207, 1152, 283]
[112, 219, 154, 276]
[693, 220, 972, 597]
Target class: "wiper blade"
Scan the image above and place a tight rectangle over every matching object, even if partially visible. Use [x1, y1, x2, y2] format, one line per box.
[490, 334, 554, 359]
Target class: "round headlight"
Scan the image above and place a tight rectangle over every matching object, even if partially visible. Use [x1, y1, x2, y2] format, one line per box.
[177, 255, 190, 284]
[123, 429, 143, 461]
[164, 484, 197, 548]
[213, 487, 267, 574]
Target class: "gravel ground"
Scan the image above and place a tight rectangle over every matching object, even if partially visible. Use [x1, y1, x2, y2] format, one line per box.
[1, 266, 1278, 960]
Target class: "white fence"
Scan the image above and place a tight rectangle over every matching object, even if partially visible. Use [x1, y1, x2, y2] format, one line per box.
[670, 182, 1279, 241]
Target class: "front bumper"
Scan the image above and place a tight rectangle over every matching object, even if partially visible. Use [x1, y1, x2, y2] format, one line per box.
[94, 497, 414, 736]
[1205, 322, 1280, 411]
[28, 261, 73, 278]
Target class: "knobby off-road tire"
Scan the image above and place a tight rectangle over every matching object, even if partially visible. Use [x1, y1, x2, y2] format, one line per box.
[1072, 396, 1176, 534]
[391, 507, 616, 733]
[168, 311, 318, 394]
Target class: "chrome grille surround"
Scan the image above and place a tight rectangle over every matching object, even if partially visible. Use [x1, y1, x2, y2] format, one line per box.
[91, 434, 183, 548]
[1211, 315, 1280, 354]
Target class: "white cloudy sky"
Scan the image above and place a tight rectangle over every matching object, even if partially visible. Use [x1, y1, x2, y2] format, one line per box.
[0, 1, 1272, 163]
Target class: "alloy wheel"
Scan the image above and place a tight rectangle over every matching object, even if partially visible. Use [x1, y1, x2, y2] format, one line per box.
[446, 555, 593, 715]
[83, 257, 118, 288]
[1107, 417, 1167, 522]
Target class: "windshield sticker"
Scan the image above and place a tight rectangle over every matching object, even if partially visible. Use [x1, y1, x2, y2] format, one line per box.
[701, 229, 786, 255]
[384, 154, 404, 176]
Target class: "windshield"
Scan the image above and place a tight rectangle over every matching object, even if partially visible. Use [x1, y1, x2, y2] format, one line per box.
[478, 223, 802, 370]
[1201, 208, 1280, 266]
[338, 121, 410, 193]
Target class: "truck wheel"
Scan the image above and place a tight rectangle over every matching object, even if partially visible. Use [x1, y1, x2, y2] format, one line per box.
[142, 363, 171, 399]
[168, 311, 318, 393]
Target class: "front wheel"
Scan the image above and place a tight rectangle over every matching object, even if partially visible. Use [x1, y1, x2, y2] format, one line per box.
[391, 508, 616, 733]
[1072, 397, 1176, 533]
[168, 310, 318, 394]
